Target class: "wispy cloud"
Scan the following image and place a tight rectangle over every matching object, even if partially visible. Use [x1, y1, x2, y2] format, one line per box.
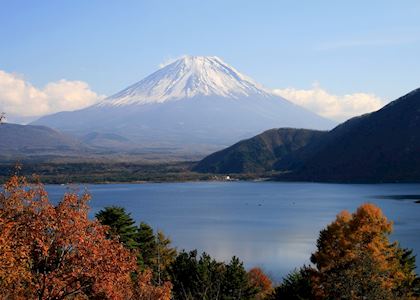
[273, 83, 384, 122]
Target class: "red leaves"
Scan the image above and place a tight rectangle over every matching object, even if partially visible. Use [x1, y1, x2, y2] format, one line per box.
[0, 175, 171, 299]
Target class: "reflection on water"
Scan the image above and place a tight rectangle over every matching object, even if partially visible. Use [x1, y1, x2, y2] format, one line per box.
[46, 182, 420, 281]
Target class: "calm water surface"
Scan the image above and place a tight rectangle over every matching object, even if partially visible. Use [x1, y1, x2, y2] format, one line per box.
[46, 181, 420, 281]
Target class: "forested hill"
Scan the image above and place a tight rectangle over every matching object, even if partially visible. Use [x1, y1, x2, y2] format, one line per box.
[195, 88, 420, 182]
[193, 128, 326, 174]
[275, 88, 420, 182]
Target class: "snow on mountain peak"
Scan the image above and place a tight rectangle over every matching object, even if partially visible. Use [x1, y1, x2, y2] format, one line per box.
[98, 56, 272, 106]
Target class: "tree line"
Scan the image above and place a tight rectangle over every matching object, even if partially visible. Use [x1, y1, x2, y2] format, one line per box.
[0, 173, 419, 299]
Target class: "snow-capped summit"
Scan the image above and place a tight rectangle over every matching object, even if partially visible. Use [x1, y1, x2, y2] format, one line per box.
[97, 56, 272, 106]
[33, 55, 335, 153]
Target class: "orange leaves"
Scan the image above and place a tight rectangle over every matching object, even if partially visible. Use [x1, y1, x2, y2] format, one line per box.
[247, 267, 273, 299]
[0, 217, 31, 295]
[311, 203, 416, 299]
[311, 203, 392, 270]
[0, 175, 171, 299]
[131, 269, 172, 300]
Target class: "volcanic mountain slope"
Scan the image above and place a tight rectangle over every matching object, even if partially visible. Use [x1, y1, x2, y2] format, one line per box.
[33, 56, 334, 152]
[193, 128, 326, 173]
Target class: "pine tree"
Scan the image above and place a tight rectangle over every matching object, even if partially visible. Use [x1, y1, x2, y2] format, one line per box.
[136, 222, 157, 269]
[95, 206, 139, 249]
[169, 250, 226, 300]
[222, 256, 256, 300]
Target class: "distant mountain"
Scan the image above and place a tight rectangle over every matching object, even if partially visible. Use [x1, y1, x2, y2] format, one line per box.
[196, 88, 420, 182]
[193, 128, 326, 173]
[275, 88, 420, 182]
[0, 123, 85, 158]
[33, 56, 334, 152]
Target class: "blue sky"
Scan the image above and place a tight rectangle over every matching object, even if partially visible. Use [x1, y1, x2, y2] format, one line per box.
[1, 0, 420, 121]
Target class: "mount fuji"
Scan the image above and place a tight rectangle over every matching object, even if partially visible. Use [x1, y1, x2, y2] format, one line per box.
[33, 56, 334, 153]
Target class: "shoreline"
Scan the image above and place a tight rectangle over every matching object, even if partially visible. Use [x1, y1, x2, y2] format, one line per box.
[1, 161, 420, 185]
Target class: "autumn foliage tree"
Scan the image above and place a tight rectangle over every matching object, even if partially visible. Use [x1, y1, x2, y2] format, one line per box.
[0, 174, 171, 299]
[310, 203, 418, 300]
[247, 267, 273, 299]
[131, 270, 172, 300]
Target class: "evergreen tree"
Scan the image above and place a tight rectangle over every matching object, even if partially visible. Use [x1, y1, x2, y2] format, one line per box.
[269, 267, 314, 300]
[169, 252, 260, 300]
[169, 250, 226, 300]
[197, 252, 226, 299]
[169, 250, 199, 299]
[136, 223, 177, 283]
[395, 246, 420, 298]
[222, 256, 256, 300]
[137, 222, 157, 269]
[95, 206, 138, 249]
[155, 230, 177, 283]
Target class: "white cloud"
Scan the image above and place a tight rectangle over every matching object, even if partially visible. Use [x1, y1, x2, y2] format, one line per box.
[273, 84, 384, 122]
[0, 70, 104, 119]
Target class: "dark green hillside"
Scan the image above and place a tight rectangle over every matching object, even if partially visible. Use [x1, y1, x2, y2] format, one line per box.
[196, 88, 420, 182]
[276, 88, 420, 182]
[193, 128, 326, 173]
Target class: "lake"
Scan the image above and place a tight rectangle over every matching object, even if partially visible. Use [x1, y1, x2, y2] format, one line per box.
[46, 181, 420, 282]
